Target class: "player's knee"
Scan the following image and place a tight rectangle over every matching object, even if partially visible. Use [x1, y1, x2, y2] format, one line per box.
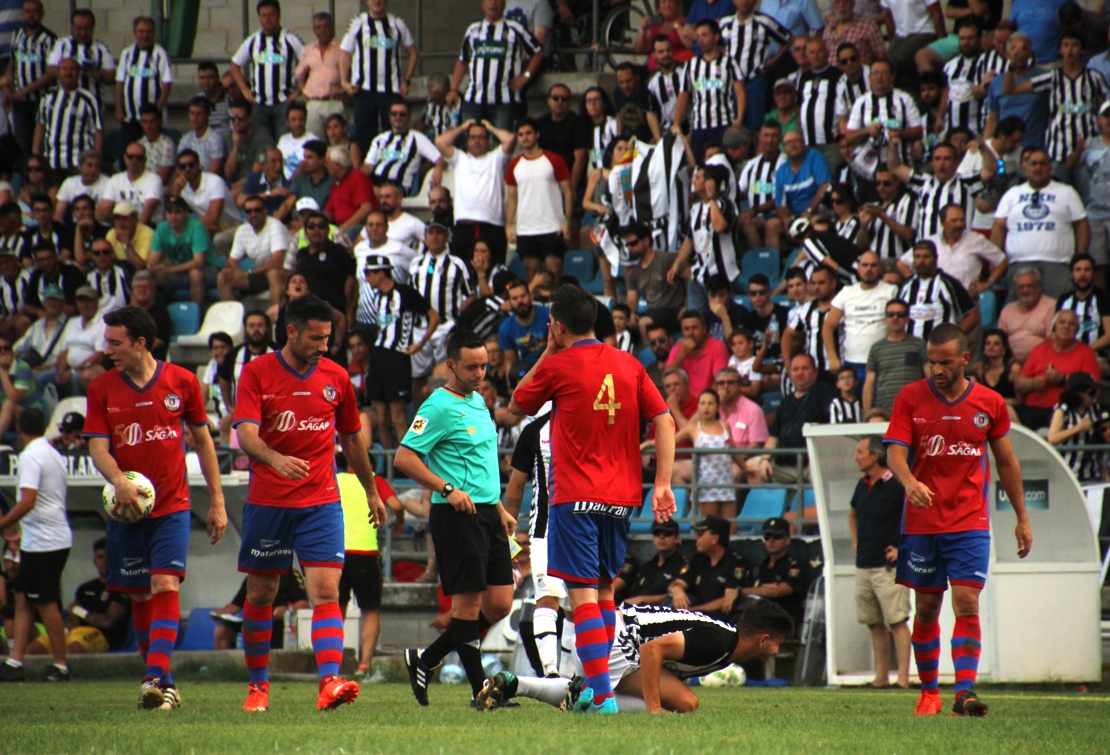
[675, 690, 699, 713]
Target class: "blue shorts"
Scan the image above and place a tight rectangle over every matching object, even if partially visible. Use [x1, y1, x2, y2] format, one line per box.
[238, 501, 345, 575]
[896, 531, 991, 592]
[547, 502, 633, 587]
[105, 510, 191, 593]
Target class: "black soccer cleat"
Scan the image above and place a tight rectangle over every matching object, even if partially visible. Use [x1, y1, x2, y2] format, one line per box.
[404, 648, 430, 707]
[951, 689, 988, 717]
[45, 664, 70, 682]
[559, 676, 585, 712]
[473, 671, 520, 710]
[0, 662, 26, 682]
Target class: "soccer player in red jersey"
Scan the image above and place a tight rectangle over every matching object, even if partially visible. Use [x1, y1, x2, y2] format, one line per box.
[885, 324, 1033, 718]
[512, 284, 677, 714]
[232, 295, 386, 713]
[85, 306, 228, 711]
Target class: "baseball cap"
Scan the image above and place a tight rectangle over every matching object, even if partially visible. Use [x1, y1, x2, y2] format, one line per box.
[75, 285, 99, 300]
[763, 517, 791, 538]
[112, 201, 137, 217]
[651, 519, 679, 536]
[58, 412, 85, 433]
[692, 515, 730, 544]
[773, 77, 796, 91]
[363, 254, 392, 272]
[164, 196, 189, 212]
[296, 197, 320, 213]
[41, 284, 65, 301]
[1067, 372, 1103, 391]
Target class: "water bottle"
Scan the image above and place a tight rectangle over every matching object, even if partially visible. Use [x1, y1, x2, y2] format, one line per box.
[482, 653, 504, 678]
[284, 607, 299, 650]
[768, 317, 780, 345]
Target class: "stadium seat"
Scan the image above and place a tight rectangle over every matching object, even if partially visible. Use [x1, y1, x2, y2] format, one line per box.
[734, 295, 751, 311]
[564, 250, 596, 286]
[175, 301, 246, 347]
[783, 247, 802, 271]
[740, 247, 781, 287]
[637, 346, 656, 369]
[632, 487, 688, 534]
[979, 290, 999, 330]
[771, 295, 790, 306]
[762, 391, 783, 414]
[737, 489, 787, 533]
[168, 302, 201, 341]
[44, 397, 87, 441]
[508, 255, 527, 282]
[177, 608, 218, 651]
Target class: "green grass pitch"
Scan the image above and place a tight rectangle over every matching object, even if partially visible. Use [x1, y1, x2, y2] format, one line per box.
[2, 681, 1108, 754]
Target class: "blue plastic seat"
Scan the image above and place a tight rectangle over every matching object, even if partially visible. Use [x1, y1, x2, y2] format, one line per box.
[734, 295, 751, 311]
[631, 487, 688, 534]
[508, 256, 527, 283]
[177, 608, 218, 651]
[740, 247, 781, 287]
[762, 391, 783, 414]
[979, 290, 998, 330]
[168, 302, 200, 341]
[737, 488, 788, 533]
[564, 250, 596, 286]
[637, 346, 656, 369]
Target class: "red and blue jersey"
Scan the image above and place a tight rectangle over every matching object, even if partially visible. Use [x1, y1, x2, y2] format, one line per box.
[84, 362, 209, 518]
[232, 351, 361, 508]
[885, 378, 1010, 535]
[513, 340, 669, 508]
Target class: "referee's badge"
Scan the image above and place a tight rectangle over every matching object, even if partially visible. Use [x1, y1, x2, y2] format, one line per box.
[410, 416, 428, 435]
[323, 384, 337, 402]
[973, 411, 990, 430]
[164, 393, 181, 411]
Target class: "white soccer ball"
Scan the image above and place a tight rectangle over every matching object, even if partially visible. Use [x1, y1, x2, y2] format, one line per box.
[702, 664, 747, 688]
[102, 471, 156, 523]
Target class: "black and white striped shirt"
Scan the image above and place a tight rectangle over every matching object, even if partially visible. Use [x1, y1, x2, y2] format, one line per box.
[408, 248, 472, 322]
[86, 263, 133, 313]
[834, 70, 870, 120]
[459, 18, 540, 106]
[788, 300, 833, 371]
[942, 53, 982, 133]
[115, 44, 173, 123]
[340, 12, 415, 94]
[371, 282, 430, 352]
[829, 395, 862, 423]
[618, 604, 739, 680]
[973, 51, 1008, 132]
[720, 12, 790, 80]
[1033, 68, 1107, 162]
[510, 412, 552, 539]
[232, 28, 305, 106]
[898, 271, 975, 340]
[366, 130, 441, 190]
[866, 191, 917, 259]
[46, 36, 115, 107]
[846, 88, 921, 165]
[1055, 401, 1102, 480]
[738, 152, 785, 210]
[589, 116, 619, 169]
[836, 215, 861, 242]
[0, 269, 30, 318]
[459, 293, 508, 339]
[0, 231, 28, 261]
[421, 101, 458, 138]
[1056, 288, 1110, 350]
[905, 171, 983, 239]
[616, 329, 635, 353]
[219, 343, 275, 398]
[11, 26, 55, 102]
[798, 66, 841, 146]
[36, 86, 102, 171]
[689, 195, 740, 283]
[684, 53, 744, 130]
[648, 66, 685, 131]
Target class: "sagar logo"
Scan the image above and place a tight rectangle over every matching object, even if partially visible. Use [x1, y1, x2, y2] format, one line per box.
[114, 423, 179, 446]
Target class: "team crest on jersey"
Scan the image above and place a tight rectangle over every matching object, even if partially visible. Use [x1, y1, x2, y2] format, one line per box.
[410, 416, 428, 434]
[973, 411, 990, 429]
[164, 393, 181, 411]
[788, 568, 800, 578]
[323, 385, 337, 402]
[733, 567, 746, 581]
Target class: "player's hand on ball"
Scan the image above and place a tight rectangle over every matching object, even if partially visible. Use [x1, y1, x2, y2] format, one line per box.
[446, 488, 476, 514]
[906, 480, 933, 509]
[111, 477, 145, 520]
[652, 484, 677, 522]
[1015, 520, 1033, 558]
[273, 455, 311, 480]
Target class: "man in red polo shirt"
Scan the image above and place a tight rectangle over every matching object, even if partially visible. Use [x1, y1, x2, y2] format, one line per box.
[1015, 310, 1100, 429]
[324, 145, 376, 241]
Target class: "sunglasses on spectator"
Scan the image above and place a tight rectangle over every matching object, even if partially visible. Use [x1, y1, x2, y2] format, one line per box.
[649, 337, 668, 345]
[91, 248, 113, 256]
[305, 222, 328, 230]
[885, 311, 907, 318]
[27, 164, 45, 171]
[839, 55, 859, 64]
[389, 111, 407, 117]
[585, 97, 603, 104]
[125, 153, 146, 160]
[244, 206, 265, 215]
[230, 114, 248, 121]
[764, 533, 786, 541]
[177, 161, 197, 169]
[549, 94, 569, 101]
[0, 345, 11, 352]
[876, 180, 894, 186]
[748, 288, 768, 296]
[832, 197, 847, 204]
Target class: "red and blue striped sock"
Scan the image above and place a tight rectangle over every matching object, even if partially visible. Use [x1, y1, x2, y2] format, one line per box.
[574, 603, 613, 704]
[598, 600, 617, 651]
[144, 591, 179, 682]
[242, 601, 273, 684]
[911, 618, 941, 692]
[951, 615, 982, 694]
[131, 597, 152, 664]
[311, 602, 344, 682]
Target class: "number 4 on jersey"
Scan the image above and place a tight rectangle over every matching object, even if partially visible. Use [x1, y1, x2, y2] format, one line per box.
[593, 373, 622, 424]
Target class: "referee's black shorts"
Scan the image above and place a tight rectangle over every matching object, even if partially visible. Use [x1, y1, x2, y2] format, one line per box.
[429, 504, 513, 596]
[11, 548, 69, 603]
[338, 552, 383, 611]
[516, 231, 566, 262]
[366, 346, 413, 403]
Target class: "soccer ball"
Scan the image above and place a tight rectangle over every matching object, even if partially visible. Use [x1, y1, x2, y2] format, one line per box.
[102, 471, 156, 523]
[702, 664, 747, 688]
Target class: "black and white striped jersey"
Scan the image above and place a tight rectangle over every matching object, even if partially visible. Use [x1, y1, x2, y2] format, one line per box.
[738, 152, 785, 210]
[370, 282, 430, 352]
[798, 66, 842, 146]
[459, 18, 540, 106]
[46, 36, 115, 107]
[683, 53, 744, 130]
[846, 88, 921, 165]
[0, 269, 30, 318]
[588, 116, 619, 170]
[510, 412, 551, 540]
[218, 343, 275, 398]
[340, 12, 415, 94]
[36, 86, 102, 171]
[1055, 401, 1102, 481]
[0, 231, 28, 261]
[836, 215, 861, 242]
[972, 51, 1008, 132]
[11, 26, 55, 102]
[1032, 68, 1107, 162]
[802, 231, 861, 287]
[420, 101, 458, 138]
[616, 604, 739, 680]
[458, 293, 508, 339]
[942, 53, 982, 133]
[898, 271, 975, 340]
[705, 151, 738, 205]
[720, 12, 791, 80]
[408, 248, 472, 322]
[787, 299, 834, 371]
[232, 29, 305, 106]
[834, 70, 870, 120]
[689, 194, 740, 284]
[648, 65, 685, 131]
[829, 396, 861, 423]
[865, 191, 917, 259]
[1056, 288, 1110, 350]
[905, 171, 983, 238]
[616, 329, 635, 353]
[86, 262, 133, 313]
[365, 129, 441, 190]
[115, 44, 173, 123]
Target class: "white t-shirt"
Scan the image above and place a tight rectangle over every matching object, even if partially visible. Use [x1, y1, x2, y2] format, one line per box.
[881, 0, 934, 37]
[57, 173, 109, 206]
[387, 211, 427, 251]
[445, 147, 508, 226]
[728, 354, 762, 382]
[506, 150, 569, 236]
[16, 437, 71, 552]
[957, 143, 1021, 231]
[103, 170, 165, 223]
[230, 216, 292, 267]
[61, 312, 107, 367]
[830, 281, 898, 363]
[181, 172, 240, 227]
[353, 237, 416, 285]
[994, 180, 1087, 265]
[276, 130, 320, 180]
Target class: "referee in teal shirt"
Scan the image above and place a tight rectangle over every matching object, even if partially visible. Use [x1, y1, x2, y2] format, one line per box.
[395, 327, 517, 707]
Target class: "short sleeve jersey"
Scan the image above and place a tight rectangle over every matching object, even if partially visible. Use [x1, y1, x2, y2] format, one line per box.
[84, 362, 209, 518]
[231, 352, 361, 508]
[513, 340, 669, 507]
[884, 378, 1011, 534]
[400, 387, 502, 505]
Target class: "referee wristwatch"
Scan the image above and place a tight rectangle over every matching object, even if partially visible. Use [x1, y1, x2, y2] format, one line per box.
[442, 482, 455, 497]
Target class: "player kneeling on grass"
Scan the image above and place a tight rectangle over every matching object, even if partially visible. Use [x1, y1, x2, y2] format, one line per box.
[232, 295, 386, 713]
[475, 600, 794, 714]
